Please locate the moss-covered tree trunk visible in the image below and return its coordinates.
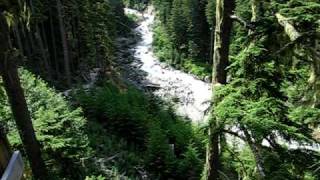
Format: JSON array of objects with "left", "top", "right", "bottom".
[
  {"left": 204, "top": 0, "right": 235, "bottom": 180},
  {"left": 0, "top": 11, "right": 48, "bottom": 180},
  {"left": 212, "top": 0, "right": 235, "bottom": 85},
  {"left": 204, "top": 124, "right": 221, "bottom": 180},
  {"left": 309, "top": 39, "right": 320, "bottom": 108}
]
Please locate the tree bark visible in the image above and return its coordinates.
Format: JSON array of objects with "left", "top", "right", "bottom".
[
  {"left": 309, "top": 39, "right": 320, "bottom": 108},
  {"left": 28, "top": 0, "right": 52, "bottom": 79},
  {"left": 48, "top": 6, "right": 60, "bottom": 80},
  {"left": 57, "top": 0, "right": 72, "bottom": 87},
  {"left": 19, "top": 23, "right": 32, "bottom": 60},
  {"left": 241, "top": 127, "right": 266, "bottom": 178},
  {"left": 251, "top": 0, "right": 259, "bottom": 22},
  {"left": 204, "top": 126, "right": 221, "bottom": 180},
  {"left": 35, "top": 25, "right": 52, "bottom": 79},
  {"left": 212, "top": 0, "right": 235, "bottom": 85},
  {"left": 25, "top": 0, "right": 36, "bottom": 53},
  {"left": 209, "top": 25, "right": 214, "bottom": 64},
  {"left": 276, "top": 13, "right": 301, "bottom": 41},
  {"left": 40, "top": 22, "right": 54, "bottom": 81},
  {"left": 13, "top": 25, "right": 24, "bottom": 57},
  {"left": 249, "top": 0, "right": 259, "bottom": 35},
  {"left": 0, "top": 12, "right": 48, "bottom": 180},
  {"left": 205, "top": 0, "right": 235, "bottom": 180},
  {"left": 0, "top": 126, "right": 11, "bottom": 175}
]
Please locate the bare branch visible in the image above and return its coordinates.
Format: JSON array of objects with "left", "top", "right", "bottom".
[
  {"left": 230, "top": 14, "right": 254, "bottom": 30},
  {"left": 223, "top": 129, "right": 246, "bottom": 141}
]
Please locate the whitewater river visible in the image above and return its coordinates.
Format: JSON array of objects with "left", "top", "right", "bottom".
[
  {"left": 123, "top": 7, "right": 212, "bottom": 123},
  {"left": 121, "top": 8, "right": 320, "bottom": 151}
]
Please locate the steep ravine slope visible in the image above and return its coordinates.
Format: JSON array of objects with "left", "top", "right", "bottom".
[
  {"left": 117, "top": 7, "right": 320, "bottom": 151},
  {"left": 117, "top": 7, "right": 212, "bottom": 123}
]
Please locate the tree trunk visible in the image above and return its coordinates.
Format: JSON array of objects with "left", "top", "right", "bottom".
[
  {"left": 28, "top": 30, "right": 36, "bottom": 52},
  {"left": 26, "top": 0, "right": 36, "bottom": 53},
  {"left": 249, "top": 0, "right": 259, "bottom": 35},
  {"left": 48, "top": 6, "right": 60, "bottom": 80},
  {"left": 205, "top": 0, "right": 235, "bottom": 180},
  {"left": 241, "top": 127, "right": 266, "bottom": 179},
  {"left": 0, "top": 126, "right": 11, "bottom": 175},
  {"left": 204, "top": 127, "right": 220, "bottom": 180},
  {"left": 212, "top": 0, "right": 235, "bottom": 85},
  {"left": 309, "top": 39, "right": 320, "bottom": 108},
  {"left": 0, "top": 12, "right": 48, "bottom": 180},
  {"left": 20, "top": 23, "right": 32, "bottom": 60},
  {"left": 35, "top": 25, "right": 52, "bottom": 79},
  {"left": 40, "top": 23, "right": 54, "bottom": 80},
  {"left": 251, "top": 0, "right": 261, "bottom": 23},
  {"left": 209, "top": 24, "right": 214, "bottom": 64},
  {"left": 57, "top": 0, "right": 72, "bottom": 87},
  {"left": 13, "top": 25, "right": 24, "bottom": 58},
  {"left": 28, "top": 0, "right": 52, "bottom": 79},
  {"left": 276, "top": 13, "right": 301, "bottom": 41}
]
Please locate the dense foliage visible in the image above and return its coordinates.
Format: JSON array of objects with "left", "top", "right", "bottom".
[
  {"left": 10, "top": 0, "right": 129, "bottom": 88},
  {"left": 208, "top": 0, "right": 320, "bottom": 179},
  {"left": 123, "top": 0, "right": 149, "bottom": 10},
  {"left": 1, "top": 0, "right": 319, "bottom": 179},
  {"left": 152, "top": 0, "right": 213, "bottom": 80},
  {"left": 128, "top": 0, "right": 320, "bottom": 179},
  {"left": 1, "top": 69, "right": 88, "bottom": 179},
  {"left": 76, "top": 83, "right": 206, "bottom": 179},
  {"left": 0, "top": 70, "right": 206, "bottom": 179}
]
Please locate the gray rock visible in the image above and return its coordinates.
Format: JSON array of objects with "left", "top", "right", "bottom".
[{"left": 204, "top": 76, "right": 211, "bottom": 83}]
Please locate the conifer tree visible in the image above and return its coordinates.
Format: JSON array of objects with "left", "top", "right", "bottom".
[
  {"left": 204, "top": 0, "right": 235, "bottom": 179},
  {"left": 0, "top": 4, "right": 48, "bottom": 179}
]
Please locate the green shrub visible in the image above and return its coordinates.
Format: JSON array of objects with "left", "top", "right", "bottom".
[
  {"left": 126, "top": 13, "right": 140, "bottom": 23},
  {"left": 76, "top": 83, "right": 206, "bottom": 179},
  {"left": 153, "top": 24, "right": 173, "bottom": 62},
  {"left": 145, "top": 120, "right": 176, "bottom": 178},
  {"left": 76, "top": 84, "right": 150, "bottom": 144},
  {"left": 153, "top": 23, "right": 211, "bottom": 79},
  {"left": 0, "top": 69, "right": 88, "bottom": 178},
  {"left": 0, "top": 70, "right": 149, "bottom": 179},
  {"left": 123, "top": 0, "right": 148, "bottom": 10},
  {"left": 1, "top": 71, "right": 206, "bottom": 179},
  {"left": 182, "top": 59, "right": 212, "bottom": 79},
  {"left": 177, "top": 144, "right": 203, "bottom": 180}
]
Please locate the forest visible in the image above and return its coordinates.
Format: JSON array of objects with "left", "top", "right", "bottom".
[{"left": 0, "top": 0, "right": 319, "bottom": 179}]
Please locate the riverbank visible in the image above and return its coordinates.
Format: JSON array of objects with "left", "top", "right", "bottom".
[
  {"left": 118, "top": 6, "right": 320, "bottom": 152},
  {"left": 116, "top": 7, "right": 212, "bottom": 123}
]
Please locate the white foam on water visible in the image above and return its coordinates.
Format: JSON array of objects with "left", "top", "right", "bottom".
[{"left": 125, "top": 7, "right": 212, "bottom": 123}]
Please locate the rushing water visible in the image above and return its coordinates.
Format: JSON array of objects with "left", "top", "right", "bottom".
[
  {"left": 124, "top": 7, "right": 212, "bottom": 123},
  {"left": 123, "top": 8, "right": 320, "bottom": 151}
]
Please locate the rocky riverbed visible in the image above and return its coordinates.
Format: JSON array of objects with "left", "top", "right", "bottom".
[
  {"left": 116, "top": 7, "right": 320, "bottom": 151},
  {"left": 116, "top": 7, "right": 212, "bottom": 123}
]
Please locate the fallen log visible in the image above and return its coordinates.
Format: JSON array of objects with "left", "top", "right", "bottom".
[{"left": 144, "top": 83, "right": 161, "bottom": 90}]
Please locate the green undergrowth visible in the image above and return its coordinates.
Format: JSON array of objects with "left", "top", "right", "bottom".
[
  {"left": 0, "top": 68, "right": 206, "bottom": 179},
  {"left": 123, "top": 0, "right": 148, "bottom": 11},
  {"left": 153, "top": 24, "right": 211, "bottom": 80},
  {"left": 0, "top": 69, "right": 144, "bottom": 179},
  {"left": 75, "top": 82, "right": 207, "bottom": 179},
  {"left": 126, "top": 13, "right": 140, "bottom": 24}
]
